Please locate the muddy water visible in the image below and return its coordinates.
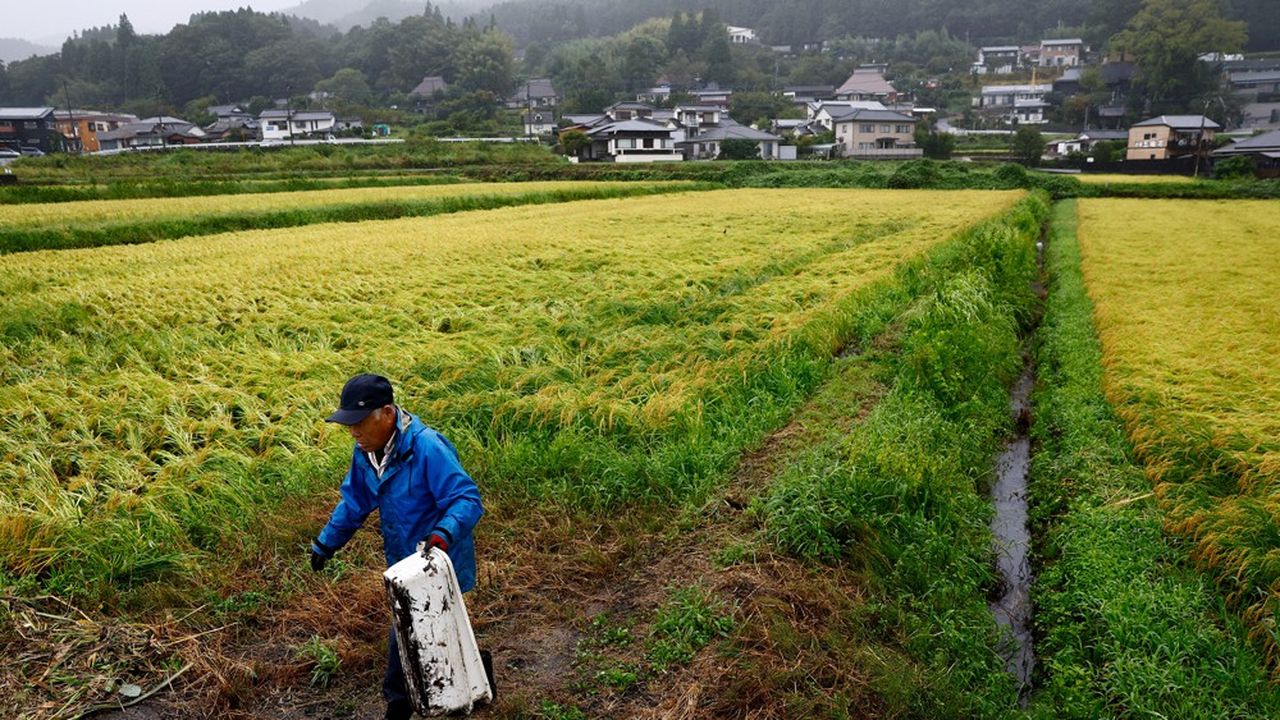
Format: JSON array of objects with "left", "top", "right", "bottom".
[{"left": 990, "top": 365, "right": 1035, "bottom": 703}]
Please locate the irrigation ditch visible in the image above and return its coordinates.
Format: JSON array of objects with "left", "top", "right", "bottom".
[{"left": 987, "top": 215, "right": 1046, "bottom": 705}]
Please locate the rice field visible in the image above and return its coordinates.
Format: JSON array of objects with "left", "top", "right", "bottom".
[
  {"left": 1076, "top": 198, "right": 1280, "bottom": 657},
  {"left": 0, "top": 187, "right": 1025, "bottom": 590},
  {"left": 0, "top": 180, "right": 682, "bottom": 229}
]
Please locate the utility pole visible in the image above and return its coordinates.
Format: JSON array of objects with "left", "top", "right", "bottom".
[
  {"left": 286, "top": 84, "right": 296, "bottom": 147},
  {"left": 62, "top": 80, "right": 79, "bottom": 154}
]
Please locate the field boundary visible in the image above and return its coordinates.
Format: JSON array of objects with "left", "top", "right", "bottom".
[
  {"left": 0, "top": 182, "right": 716, "bottom": 254},
  {"left": 1027, "top": 200, "right": 1279, "bottom": 717}
]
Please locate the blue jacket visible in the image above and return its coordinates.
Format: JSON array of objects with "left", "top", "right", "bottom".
[{"left": 312, "top": 409, "right": 484, "bottom": 592}]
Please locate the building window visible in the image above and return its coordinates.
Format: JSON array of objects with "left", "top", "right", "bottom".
[
  {"left": 860, "top": 123, "right": 874, "bottom": 133},
  {"left": 896, "top": 124, "right": 911, "bottom": 133},
  {"left": 880, "top": 124, "right": 891, "bottom": 133},
  {"left": 616, "top": 138, "right": 635, "bottom": 149}
]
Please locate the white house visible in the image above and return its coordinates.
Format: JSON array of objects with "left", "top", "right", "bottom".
[
  {"left": 978, "top": 84, "right": 1052, "bottom": 124},
  {"left": 259, "top": 110, "right": 337, "bottom": 141},
  {"left": 1039, "top": 38, "right": 1086, "bottom": 68},
  {"left": 726, "top": 26, "right": 756, "bottom": 44},
  {"left": 831, "top": 108, "right": 921, "bottom": 159},
  {"left": 974, "top": 46, "right": 1021, "bottom": 75},
  {"left": 582, "top": 120, "right": 681, "bottom": 162},
  {"left": 807, "top": 100, "right": 888, "bottom": 130}
]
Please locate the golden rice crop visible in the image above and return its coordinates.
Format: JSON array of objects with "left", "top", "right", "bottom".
[
  {"left": 1077, "top": 198, "right": 1280, "bottom": 657},
  {"left": 0, "top": 180, "right": 677, "bottom": 229},
  {"left": 0, "top": 188, "right": 1023, "bottom": 584}
]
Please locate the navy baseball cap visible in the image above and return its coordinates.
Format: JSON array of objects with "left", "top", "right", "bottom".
[{"left": 326, "top": 374, "right": 394, "bottom": 425}]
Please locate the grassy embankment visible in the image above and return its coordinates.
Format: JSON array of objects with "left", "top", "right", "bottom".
[
  {"left": 752, "top": 192, "right": 1046, "bottom": 717},
  {"left": 6, "top": 140, "right": 558, "bottom": 183},
  {"left": 0, "top": 180, "right": 710, "bottom": 254},
  {"left": 1028, "top": 199, "right": 1280, "bottom": 716},
  {"left": 8, "top": 148, "right": 1279, "bottom": 206},
  {"left": 1070, "top": 199, "right": 1280, "bottom": 661}
]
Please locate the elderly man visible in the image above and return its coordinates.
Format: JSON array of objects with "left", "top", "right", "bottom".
[{"left": 309, "top": 373, "right": 485, "bottom": 720}]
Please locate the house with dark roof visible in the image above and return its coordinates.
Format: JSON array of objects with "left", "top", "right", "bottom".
[
  {"left": 507, "top": 78, "right": 560, "bottom": 109},
  {"left": 97, "top": 116, "right": 206, "bottom": 152},
  {"left": 831, "top": 108, "right": 921, "bottom": 159},
  {"left": 673, "top": 121, "right": 781, "bottom": 160},
  {"left": 0, "top": 107, "right": 58, "bottom": 153},
  {"left": 53, "top": 110, "right": 138, "bottom": 152},
  {"left": 1126, "top": 115, "right": 1220, "bottom": 161},
  {"left": 580, "top": 119, "right": 681, "bottom": 163},
  {"left": 1212, "top": 129, "right": 1280, "bottom": 176}
]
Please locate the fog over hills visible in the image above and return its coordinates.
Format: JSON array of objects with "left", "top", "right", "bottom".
[
  {"left": 1, "top": 38, "right": 59, "bottom": 64},
  {"left": 279, "top": 0, "right": 492, "bottom": 30}
]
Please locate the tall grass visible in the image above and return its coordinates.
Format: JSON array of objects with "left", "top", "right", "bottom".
[
  {"left": 0, "top": 188, "right": 1027, "bottom": 598},
  {"left": 1028, "top": 200, "right": 1280, "bottom": 717},
  {"left": 757, "top": 193, "right": 1046, "bottom": 716},
  {"left": 1074, "top": 198, "right": 1280, "bottom": 664}
]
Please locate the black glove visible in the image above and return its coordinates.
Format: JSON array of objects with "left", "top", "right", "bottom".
[{"left": 310, "top": 538, "right": 335, "bottom": 572}]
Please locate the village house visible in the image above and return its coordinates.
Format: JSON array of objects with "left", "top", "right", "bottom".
[
  {"left": 807, "top": 100, "right": 888, "bottom": 131},
  {"left": 1212, "top": 128, "right": 1280, "bottom": 177},
  {"left": 0, "top": 107, "right": 59, "bottom": 154},
  {"left": 726, "top": 26, "right": 756, "bottom": 44},
  {"left": 1039, "top": 38, "right": 1086, "bottom": 68},
  {"left": 973, "top": 46, "right": 1021, "bottom": 75},
  {"left": 831, "top": 107, "right": 920, "bottom": 159},
  {"left": 1047, "top": 129, "right": 1129, "bottom": 157},
  {"left": 978, "top": 83, "right": 1052, "bottom": 124},
  {"left": 522, "top": 109, "right": 556, "bottom": 137},
  {"left": 97, "top": 116, "right": 206, "bottom": 151},
  {"left": 783, "top": 85, "right": 836, "bottom": 105},
  {"left": 835, "top": 67, "right": 898, "bottom": 103},
  {"left": 259, "top": 109, "right": 337, "bottom": 141},
  {"left": 507, "top": 78, "right": 561, "bottom": 109},
  {"left": 409, "top": 75, "right": 448, "bottom": 113},
  {"left": 52, "top": 110, "right": 138, "bottom": 152},
  {"left": 1126, "top": 115, "right": 1220, "bottom": 161},
  {"left": 581, "top": 119, "right": 681, "bottom": 163}
]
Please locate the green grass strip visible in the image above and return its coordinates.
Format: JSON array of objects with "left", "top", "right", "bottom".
[
  {"left": 0, "top": 174, "right": 464, "bottom": 205},
  {"left": 757, "top": 194, "right": 1047, "bottom": 717},
  {"left": 0, "top": 182, "right": 719, "bottom": 255},
  {"left": 1027, "top": 200, "right": 1280, "bottom": 718}
]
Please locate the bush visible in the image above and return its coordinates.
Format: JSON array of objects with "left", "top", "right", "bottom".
[
  {"left": 718, "top": 138, "right": 761, "bottom": 160},
  {"left": 1212, "top": 155, "right": 1256, "bottom": 180}
]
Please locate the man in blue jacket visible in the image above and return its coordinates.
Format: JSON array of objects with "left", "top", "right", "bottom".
[{"left": 309, "top": 374, "right": 485, "bottom": 720}]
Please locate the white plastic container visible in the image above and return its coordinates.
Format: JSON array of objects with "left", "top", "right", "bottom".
[{"left": 384, "top": 547, "right": 492, "bottom": 716}]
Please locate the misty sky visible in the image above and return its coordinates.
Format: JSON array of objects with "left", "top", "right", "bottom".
[{"left": 11, "top": 1, "right": 300, "bottom": 45}]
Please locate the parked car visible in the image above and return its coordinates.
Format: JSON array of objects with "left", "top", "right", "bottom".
[
  {"left": 18, "top": 147, "right": 45, "bottom": 157},
  {"left": 0, "top": 147, "right": 21, "bottom": 166}
]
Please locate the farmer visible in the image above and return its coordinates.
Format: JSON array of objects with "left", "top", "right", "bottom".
[{"left": 309, "top": 373, "right": 485, "bottom": 720}]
